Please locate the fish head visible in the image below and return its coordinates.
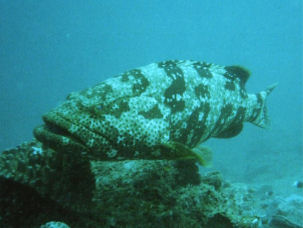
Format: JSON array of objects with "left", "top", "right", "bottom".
[{"left": 33, "top": 83, "right": 125, "bottom": 159}]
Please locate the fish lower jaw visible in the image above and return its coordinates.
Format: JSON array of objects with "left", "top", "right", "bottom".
[{"left": 33, "top": 122, "right": 87, "bottom": 152}]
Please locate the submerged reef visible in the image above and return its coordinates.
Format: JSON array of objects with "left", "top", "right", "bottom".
[{"left": 1, "top": 140, "right": 302, "bottom": 228}]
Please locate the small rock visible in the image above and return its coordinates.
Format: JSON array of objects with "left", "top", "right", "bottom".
[{"left": 40, "top": 221, "right": 70, "bottom": 228}]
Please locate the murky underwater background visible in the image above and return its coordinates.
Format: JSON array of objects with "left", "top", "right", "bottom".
[{"left": 0, "top": 0, "right": 302, "bottom": 198}]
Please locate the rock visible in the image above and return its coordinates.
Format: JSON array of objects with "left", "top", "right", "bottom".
[
  {"left": 40, "top": 221, "right": 70, "bottom": 228},
  {"left": 0, "top": 140, "right": 290, "bottom": 227},
  {"left": 269, "top": 194, "right": 303, "bottom": 228}
]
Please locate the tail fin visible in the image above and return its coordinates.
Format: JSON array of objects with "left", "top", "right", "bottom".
[
  {"left": 265, "top": 83, "right": 278, "bottom": 95},
  {"left": 251, "top": 83, "right": 278, "bottom": 128}
]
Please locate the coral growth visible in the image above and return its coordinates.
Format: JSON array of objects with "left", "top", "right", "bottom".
[{"left": 1, "top": 140, "right": 301, "bottom": 227}]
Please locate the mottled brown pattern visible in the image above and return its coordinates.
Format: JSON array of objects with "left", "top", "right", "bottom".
[{"left": 33, "top": 60, "right": 276, "bottom": 161}]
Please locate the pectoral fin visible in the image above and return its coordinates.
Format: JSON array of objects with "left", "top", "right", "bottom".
[
  {"left": 192, "top": 145, "right": 212, "bottom": 167},
  {"left": 158, "top": 141, "right": 212, "bottom": 166}
]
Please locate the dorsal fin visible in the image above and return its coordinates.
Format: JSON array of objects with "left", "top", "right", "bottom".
[{"left": 224, "top": 65, "right": 250, "bottom": 87}]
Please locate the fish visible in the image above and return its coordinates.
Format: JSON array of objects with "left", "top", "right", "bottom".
[{"left": 33, "top": 60, "right": 276, "bottom": 165}]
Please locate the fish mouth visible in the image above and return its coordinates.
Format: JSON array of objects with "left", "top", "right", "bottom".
[
  {"left": 34, "top": 113, "right": 88, "bottom": 152},
  {"left": 46, "top": 119, "right": 86, "bottom": 145}
]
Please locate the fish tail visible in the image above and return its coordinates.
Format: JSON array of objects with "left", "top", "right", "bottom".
[
  {"left": 250, "top": 83, "right": 278, "bottom": 128},
  {"left": 265, "top": 82, "right": 278, "bottom": 96}
]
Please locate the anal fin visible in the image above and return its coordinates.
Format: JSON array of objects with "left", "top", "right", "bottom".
[{"left": 215, "top": 124, "right": 243, "bottom": 138}]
